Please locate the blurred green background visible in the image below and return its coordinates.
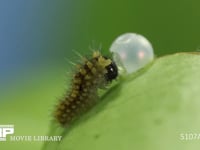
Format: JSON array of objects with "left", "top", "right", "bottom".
[{"left": 0, "top": 0, "right": 200, "bottom": 149}]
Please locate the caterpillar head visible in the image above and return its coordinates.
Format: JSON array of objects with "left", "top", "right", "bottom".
[
  {"left": 104, "top": 58, "right": 118, "bottom": 82},
  {"left": 93, "top": 51, "right": 118, "bottom": 82}
]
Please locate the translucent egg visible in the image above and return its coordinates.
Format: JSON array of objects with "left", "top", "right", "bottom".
[{"left": 110, "top": 33, "right": 154, "bottom": 74}]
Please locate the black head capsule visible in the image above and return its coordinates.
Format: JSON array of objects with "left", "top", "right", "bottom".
[{"left": 104, "top": 58, "right": 118, "bottom": 82}]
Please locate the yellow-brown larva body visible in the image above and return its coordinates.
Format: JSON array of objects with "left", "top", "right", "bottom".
[{"left": 55, "top": 51, "right": 118, "bottom": 126}]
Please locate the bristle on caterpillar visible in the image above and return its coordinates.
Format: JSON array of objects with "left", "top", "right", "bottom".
[{"left": 54, "top": 51, "right": 118, "bottom": 126}]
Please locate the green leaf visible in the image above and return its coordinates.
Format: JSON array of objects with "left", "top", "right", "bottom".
[{"left": 45, "top": 52, "right": 200, "bottom": 150}]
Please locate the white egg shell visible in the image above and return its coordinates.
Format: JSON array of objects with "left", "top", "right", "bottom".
[{"left": 110, "top": 33, "right": 154, "bottom": 74}]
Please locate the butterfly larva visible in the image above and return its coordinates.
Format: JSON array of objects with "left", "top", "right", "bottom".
[{"left": 54, "top": 51, "right": 118, "bottom": 126}]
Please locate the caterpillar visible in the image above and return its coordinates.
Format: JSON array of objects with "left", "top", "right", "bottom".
[{"left": 54, "top": 51, "right": 118, "bottom": 126}]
